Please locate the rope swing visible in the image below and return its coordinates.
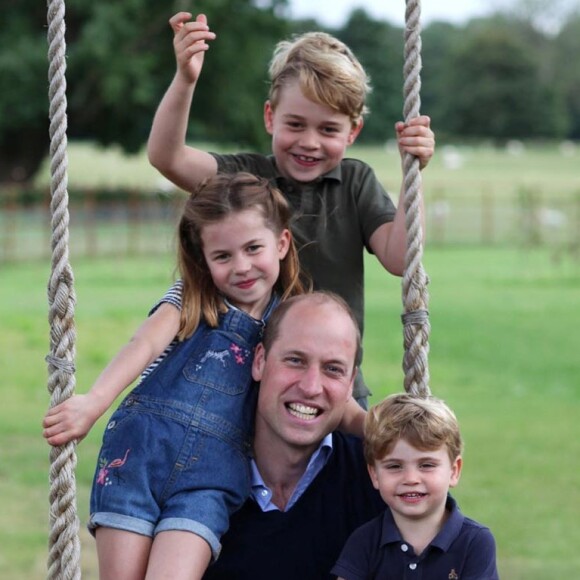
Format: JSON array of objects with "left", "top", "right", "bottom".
[
  {"left": 46, "top": 0, "right": 81, "bottom": 577},
  {"left": 401, "top": 0, "right": 431, "bottom": 398}
]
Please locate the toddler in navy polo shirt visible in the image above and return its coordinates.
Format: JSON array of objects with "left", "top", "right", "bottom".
[{"left": 332, "top": 393, "right": 499, "bottom": 580}]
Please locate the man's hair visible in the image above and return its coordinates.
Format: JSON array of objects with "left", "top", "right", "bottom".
[
  {"left": 364, "top": 393, "right": 463, "bottom": 465},
  {"left": 261, "top": 291, "right": 362, "bottom": 368},
  {"left": 268, "top": 31, "right": 371, "bottom": 126},
  {"left": 177, "top": 172, "right": 307, "bottom": 339}
]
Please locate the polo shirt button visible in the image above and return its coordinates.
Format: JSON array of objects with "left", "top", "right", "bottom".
[
  {"left": 409, "top": 563, "right": 417, "bottom": 570},
  {"left": 261, "top": 490, "right": 268, "bottom": 496},
  {"left": 401, "top": 544, "right": 409, "bottom": 552}
]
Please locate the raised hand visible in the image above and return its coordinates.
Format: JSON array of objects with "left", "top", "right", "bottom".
[{"left": 170, "top": 11, "right": 216, "bottom": 85}]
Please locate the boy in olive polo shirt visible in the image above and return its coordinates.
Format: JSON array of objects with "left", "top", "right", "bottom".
[{"left": 148, "top": 12, "right": 435, "bottom": 407}]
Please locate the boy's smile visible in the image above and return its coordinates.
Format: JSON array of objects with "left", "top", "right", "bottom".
[{"left": 264, "top": 80, "right": 362, "bottom": 183}]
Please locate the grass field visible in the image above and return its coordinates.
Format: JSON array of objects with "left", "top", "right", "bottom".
[{"left": 1, "top": 246, "right": 579, "bottom": 578}]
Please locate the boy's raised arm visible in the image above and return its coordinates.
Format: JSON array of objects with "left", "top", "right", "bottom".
[{"left": 147, "top": 12, "right": 218, "bottom": 192}]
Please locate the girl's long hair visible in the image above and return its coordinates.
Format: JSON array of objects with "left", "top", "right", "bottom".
[{"left": 177, "top": 172, "right": 308, "bottom": 339}]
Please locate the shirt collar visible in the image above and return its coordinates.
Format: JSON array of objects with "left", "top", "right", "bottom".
[
  {"left": 250, "top": 433, "right": 334, "bottom": 512},
  {"left": 379, "top": 494, "right": 464, "bottom": 552},
  {"left": 429, "top": 495, "right": 465, "bottom": 551}
]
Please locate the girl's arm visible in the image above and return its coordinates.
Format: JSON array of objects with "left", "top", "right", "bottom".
[
  {"left": 338, "top": 397, "right": 367, "bottom": 438},
  {"left": 42, "top": 302, "right": 181, "bottom": 446},
  {"left": 147, "top": 11, "right": 218, "bottom": 192}
]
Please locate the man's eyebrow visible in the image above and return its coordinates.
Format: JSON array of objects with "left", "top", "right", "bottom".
[{"left": 281, "top": 348, "right": 306, "bottom": 358}]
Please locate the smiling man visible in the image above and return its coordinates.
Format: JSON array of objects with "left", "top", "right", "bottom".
[
  {"left": 203, "top": 292, "right": 384, "bottom": 580},
  {"left": 204, "top": 292, "right": 384, "bottom": 580}
]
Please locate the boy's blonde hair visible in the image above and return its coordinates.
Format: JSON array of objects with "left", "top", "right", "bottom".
[
  {"left": 268, "top": 31, "right": 371, "bottom": 126},
  {"left": 364, "top": 393, "right": 463, "bottom": 465}
]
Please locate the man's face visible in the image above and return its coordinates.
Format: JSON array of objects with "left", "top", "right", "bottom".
[{"left": 252, "top": 298, "right": 357, "bottom": 454}]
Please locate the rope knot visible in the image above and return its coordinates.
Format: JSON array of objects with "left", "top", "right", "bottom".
[
  {"left": 401, "top": 309, "right": 429, "bottom": 327},
  {"left": 45, "top": 354, "right": 76, "bottom": 374}
]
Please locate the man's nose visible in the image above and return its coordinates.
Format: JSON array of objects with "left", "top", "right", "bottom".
[{"left": 298, "top": 365, "right": 323, "bottom": 397}]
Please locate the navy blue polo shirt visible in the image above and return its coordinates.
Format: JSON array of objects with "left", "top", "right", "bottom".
[{"left": 331, "top": 496, "right": 499, "bottom": 580}]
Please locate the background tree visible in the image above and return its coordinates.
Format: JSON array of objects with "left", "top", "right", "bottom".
[
  {"left": 0, "top": 0, "right": 289, "bottom": 185},
  {"left": 421, "top": 21, "right": 464, "bottom": 141},
  {"left": 0, "top": 1, "right": 50, "bottom": 183},
  {"left": 552, "top": 14, "right": 580, "bottom": 138},
  {"left": 439, "top": 17, "right": 566, "bottom": 141}
]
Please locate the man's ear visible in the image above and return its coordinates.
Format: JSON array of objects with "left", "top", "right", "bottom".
[
  {"left": 348, "top": 366, "right": 358, "bottom": 399},
  {"left": 252, "top": 343, "right": 266, "bottom": 381},
  {"left": 264, "top": 101, "right": 274, "bottom": 135}
]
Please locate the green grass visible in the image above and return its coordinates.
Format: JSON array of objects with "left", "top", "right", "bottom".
[{"left": 1, "top": 247, "right": 579, "bottom": 578}]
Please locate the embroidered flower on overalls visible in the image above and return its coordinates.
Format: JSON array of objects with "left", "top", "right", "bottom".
[
  {"left": 230, "top": 343, "right": 250, "bottom": 365},
  {"left": 96, "top": 448, "right": 131, "bottom": 486}
]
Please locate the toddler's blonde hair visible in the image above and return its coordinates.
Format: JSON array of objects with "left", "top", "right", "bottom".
[{"left": 364, "top": 393, "right": 463, "bottom": 465}]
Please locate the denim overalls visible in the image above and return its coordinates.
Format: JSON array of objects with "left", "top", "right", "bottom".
[{"left": 89, "top": 297, "right": 278, "bottom": 559}]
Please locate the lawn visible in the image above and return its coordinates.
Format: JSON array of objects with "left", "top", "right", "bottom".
[{"left": 1, "top": 246, "right": 578, "bottom": 578}]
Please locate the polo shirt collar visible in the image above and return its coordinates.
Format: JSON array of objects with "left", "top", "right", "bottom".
[
  {"left": 380, "top": 494, "right": 464, "bottom": 553},
  {"left": 430, "top": 495, "right": 464, "bottom": 551}
]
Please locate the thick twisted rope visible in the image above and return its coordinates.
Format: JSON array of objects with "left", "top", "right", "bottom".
[
  {"left": 46, "top": 0, "right": 81, "bottom": 578},
  {"left": 401, "top": 0, "right": 431, "bottom": 397}
]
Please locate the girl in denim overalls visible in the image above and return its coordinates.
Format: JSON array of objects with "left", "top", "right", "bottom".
[{"left": 43, "top": 173, "right": 307, "bottom": 579}]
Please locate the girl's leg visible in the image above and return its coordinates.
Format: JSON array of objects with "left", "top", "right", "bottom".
[
  {"left": 145, "top": 530, "right": 212, "bottom": 580},
  {"left": 95, "top": 527, "right": 152, "bottom": 580}
]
